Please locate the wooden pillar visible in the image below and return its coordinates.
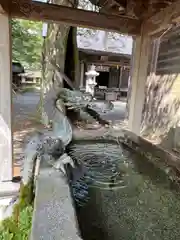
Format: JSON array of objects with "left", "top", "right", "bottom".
[
  {"left": 118, "top": 66, "right": 123, "bottom": 88},
  {"left": 0, "top": 12, "right": 13, "bottom": 182},
  {"left": 149, "top": 38, "right": 160, "bottom": 74},
  {"left": 80, "top": 61, "right": 84, "bottom": 89},
  {"left": 128, "top": 29, "right": 150, "bottom": 135}
]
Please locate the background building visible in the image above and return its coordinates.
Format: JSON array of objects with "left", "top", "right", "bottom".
[{"left": 77, "top": 30, "right": 132, "bottom": 100}]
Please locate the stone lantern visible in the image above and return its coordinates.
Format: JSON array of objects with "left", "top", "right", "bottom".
[{"left": 85, "top": 65, "right": 99, "bottom": 96}]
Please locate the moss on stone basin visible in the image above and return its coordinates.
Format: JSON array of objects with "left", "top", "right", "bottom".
[{"left": 0, "top": 181, "right": 34, "bottom": 240}]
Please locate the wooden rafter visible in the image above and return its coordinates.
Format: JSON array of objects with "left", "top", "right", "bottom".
[
  {"left": 1, "top": 0, "right": 33, "bottom": 13},
  {"left": 144, "top": 0, "right": 180, "bottom": 36},
  {"left": 99, "top": 0, "right": 126, "bottom": 15},
  {"left": 9, "top": 0, "right": 141, "bottom": 35}
]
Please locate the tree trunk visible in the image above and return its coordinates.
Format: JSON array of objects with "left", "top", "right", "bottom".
[
  {"left": 41, "top": 0, "right": 79, "bottom": 124},
  {"left": 64, "top": 27, "right": 79, "bottom": 88}
]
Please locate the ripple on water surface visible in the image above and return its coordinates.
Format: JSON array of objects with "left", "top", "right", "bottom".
[{"left": 68, "top": 141, "right": 180, "bottom": 240}]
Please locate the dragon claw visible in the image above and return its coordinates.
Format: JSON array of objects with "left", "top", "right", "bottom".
[{"left": 53, "top": 153, "right": 75, "bottom": 174}]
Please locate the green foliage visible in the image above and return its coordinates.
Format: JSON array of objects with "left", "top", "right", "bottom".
[
  {"left": 0, "top": 181, "right": 34, "bottom": 240},
  {"left": 18, "top": 182, "right": 34, "bottom": 209},
  {"left": 0, "top": 206, "right": 33, "bottom": 240},
  {"left": 12, "top": 19, "right": 43, "bottom": 70}
]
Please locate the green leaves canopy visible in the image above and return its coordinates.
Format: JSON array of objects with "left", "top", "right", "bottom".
[{"left": 11, "top": 19, "right": 43, "bottom": 70}]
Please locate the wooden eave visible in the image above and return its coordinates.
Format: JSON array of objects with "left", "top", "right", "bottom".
[
  {"left": 144, "top": 0, "right": 180, "bottom": 36},
  {"left": 8, "top": 0, "right": 141, "bottom": 35},
  {"left": 1, "top": 0, "right": 180, "bottom": 37},
  {"left": 79, "top": 48, "right": 131, "bottom": 58}
]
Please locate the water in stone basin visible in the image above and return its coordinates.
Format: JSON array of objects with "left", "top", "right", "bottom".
[{"left": 67, "top": 141, "right": 180, "bottom": 240}]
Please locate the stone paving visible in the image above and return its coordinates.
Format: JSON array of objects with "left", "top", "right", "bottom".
[{"left": 12, "top": 90, "right": 43, "bottom": 177}]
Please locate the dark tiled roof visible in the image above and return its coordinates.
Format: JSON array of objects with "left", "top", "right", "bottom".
[
  {"left": 77, "top": 30, "right": 133, "bottom": 55},
  {"left": 12, "top": 62, "right": 24, "bottom": 73}
]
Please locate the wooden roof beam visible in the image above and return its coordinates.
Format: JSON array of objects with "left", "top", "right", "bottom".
[
  {"left": 144, "top": 0, "right": 180, "bottom": 37},
  {"left": 1, "top": 0, "right": 32, "bottom": 13},
  {"left": 9, "top": 0, "right": 141, "bottom": 35},
  {"left": 0, "top": 0, "right": 10, "bottom": 13}
]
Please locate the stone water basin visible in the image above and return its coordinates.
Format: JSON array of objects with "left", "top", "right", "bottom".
[{"left": 67, "top": 139, "right": 180, "bottom": 240}]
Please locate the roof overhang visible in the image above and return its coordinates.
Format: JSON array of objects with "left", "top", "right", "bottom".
[
  {"left": 1, "top": 0, "right": 180, "bottom": 38},
  {"left": 78, "top": 48, "right": 131, "bottom": 58}
]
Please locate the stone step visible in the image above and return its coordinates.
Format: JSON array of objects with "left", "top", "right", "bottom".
[
  {"left": 0, "top": 195, "right": 18, "bottom": 221},
  {"left": 0, "top": 182, "right": 20, "bottom": 198},
  {"left": 0, "top": 182, "right": 20, "bottom": 221}
]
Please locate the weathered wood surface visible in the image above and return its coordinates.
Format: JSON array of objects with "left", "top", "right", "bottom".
[
  {"left": 155, "top": 26, "right": 180, "bottom": 74},
  {"left": 0, "top": 12, "right": 13, "bottom": 181},
  {"left": 9, "top": 0, "right": 141, "bottom": 35},
  {"left": 141, "top": 27, "right": 180, "bottom": 144},
  {"left": 145, "top": 0, "right": 180, "bottom": 36},
  {"left": 2, "top": 0, "right": 178, "bottom": 37},
  {"left": 128, "top": 29, "right": 151, "bottom": 135}
]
